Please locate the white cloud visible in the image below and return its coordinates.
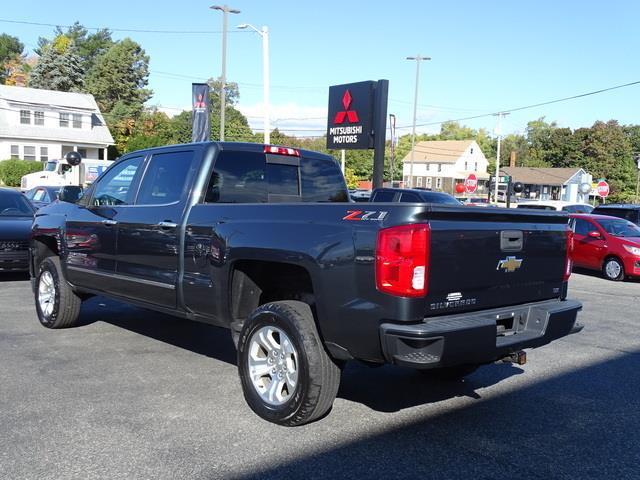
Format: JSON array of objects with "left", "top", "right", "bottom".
[{"left": 237, "top": 102, "right": 327, "bottom": 137}]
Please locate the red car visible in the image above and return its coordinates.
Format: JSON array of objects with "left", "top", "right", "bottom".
[{"left": 570, "top": 214, "right": 640, "bottom": 281}]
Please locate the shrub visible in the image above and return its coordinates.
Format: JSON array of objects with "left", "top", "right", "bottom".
[{"left": 0, "top": 159, "right": 44, "bottom": 187}]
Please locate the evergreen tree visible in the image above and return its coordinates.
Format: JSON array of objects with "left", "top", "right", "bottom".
[{"left": 28, "top": 44, "right": 84, "bottom": 92}]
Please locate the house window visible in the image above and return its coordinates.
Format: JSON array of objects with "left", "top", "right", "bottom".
[
  {"left": 435, "top": 178, "right": 442, "bottom": 189},
  {"left": 59, "top": 113, "right": 69, "bottom": 127},
  {"left": 10, "top": 145, "right": 19, "bottom": 159},
  {"left": 464, "top": 161, "right": 468, "bottom": 171},
  {"left": 20, "top": 110, "right": 31, "bottom": 124},
  {"left": 470, "top": 148, "right": 474, "bottom": 154},
  {"left": 72, "top": 113, "right": 82, "bottom": 128},
  {"left": 416, "top": 176, "right": 423, "bottom": 187},
  {"left": 78, "top": 148, "right": 87, "bottom": 158},
  {"left": 24, "top": 146, "right": 36, "bottom": 161},
  {"left": 34, "top": 111, "right": 45, "bottom": 126},
  {"left": 437, "top": 164, "right": 442, "bottom": 172},
  {"left": 40, "top": 147, "right": 49, "bottom": 162},
  {"left": 474, "top": 162, "right": 478, "bottom": 171},
  {"left": 426, "top": 177, "right": 433, "bottom": 188}
]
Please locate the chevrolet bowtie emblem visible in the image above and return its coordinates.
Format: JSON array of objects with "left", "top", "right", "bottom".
[{"left": 497, "top": 256, "right": 523, "bottom": 273}]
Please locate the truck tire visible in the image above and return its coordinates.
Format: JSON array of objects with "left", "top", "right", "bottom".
[
  {"left": 421, "top": 364, "right": 479, "bottom": 381},
  {"left": 237, "top": 300, "right": 341, "bottom": 426},
  {"left": 35, "top": 257, "right": 82, "bottom": 329},
  {"left": 602, "top": 257, "right": 625, "bottom": 281}
]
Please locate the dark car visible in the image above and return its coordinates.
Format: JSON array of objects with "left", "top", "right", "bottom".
[
  {"left": 370, "top": 187, "right": 462, "bottom": 205},
  {"left": 24, "top": 186, "right": 62, "bottom": 209},
  {"left": 0, "top": 187, "right": 35, "bottom": 272},
  {"left": 592, "top": 204, "right": 640, "bottom": 226}
]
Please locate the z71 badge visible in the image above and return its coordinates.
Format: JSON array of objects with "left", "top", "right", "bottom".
[{"left": 343, "top": 210, "right": 388, "bottom": 221}]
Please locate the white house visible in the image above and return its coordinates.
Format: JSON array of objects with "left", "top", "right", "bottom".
[
  {"left": 501, "top": 167, "right": 593, "bottom": 203},
  {"left": 401, "top": 140, "right": 490, "bottom": 194},
  {"left": 0, "top": 85, "right": 114, "bottom": 163}
]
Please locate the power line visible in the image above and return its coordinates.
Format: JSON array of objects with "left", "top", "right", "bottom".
[{"left": 0, "top": 18, "right": 249, "bottom": 35}]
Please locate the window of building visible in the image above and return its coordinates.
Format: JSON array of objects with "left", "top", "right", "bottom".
[
  {"left": 34, "top": 111, "right": 44, "bottom": 126},
  {"left": 78, "top": 148, "right": 87, "bottom": 158},
  {"left": 437, "top": 164, "right": 442, "bottom": 172},
  {"left": 72, "top": 113, "right": 82, "bottom": 128},
  {"left": 20, "top": 110, "right": 31, "bottom": 124},
  {"left": 59, "top": 113, "right": 69, "bottom": 127},
  {"left": 24, "top": 146, "right": 36, "bottom": 161},
  {"left": 435, "top": 177, "right": 442, "bottom": 189},
  {"left": 474, "top": 162, "right": 478, "bottom": 171},
  {"left": 426, "top": 177, "right": 433, "bottom": 189},
  {"left": 416, "top": 176, "right": 423, "bottom": 187},
  {"left": 470, "top": 148, "right": 474, "bottom": 154},
  {"left": 40, "top": 147, "right": 48, "bottom": 162},
  {"left": 10, "top": 145, "right": 19, "bottom": 159},
  {"left": 464, "top": 161, "right": 468, "bottom": 171},
  {"left": 137, "top": 150, "right": 195, "bottom": 205}
]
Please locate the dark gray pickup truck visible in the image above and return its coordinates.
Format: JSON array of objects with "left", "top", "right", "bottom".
[{"left": 30, "top": 142, "right": 582, "bottom": 425}]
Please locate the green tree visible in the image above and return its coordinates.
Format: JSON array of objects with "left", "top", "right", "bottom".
[
  {"left": 85, "top": 38, "right": 152, "bottom": 116},
  {"left": 29, "top": 42, "right": 84, "bottom": 92},
  {"left": 0, "top": 33, "right": 24, "bottom": 83}
]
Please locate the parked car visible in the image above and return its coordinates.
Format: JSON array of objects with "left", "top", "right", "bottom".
[
  {"left": 592, "top": 204, "right": 640, "bottom": 227},
  {"left": 0, "top": 187, "right": 35, "bottom": 272},
  {"left": 31, "top": 142, "right": 582, "bottom": 426},
  {"left": 349, "top": 189, "right": 371, "bottom": 202},
  {"left": 570, "top": 213, "right": 640, "bottom": 280},
  {"left": 370, "top": 187, "right": 462, "bottom": 205},
  {"left": 517, "top": 200, "right": 593, "bottom": 213},
  {"left": 464, "top": 197, "right": 491, "bottom": 207},
  {"left": 23, "top": 186, "right": 62, "bottom": 209}
]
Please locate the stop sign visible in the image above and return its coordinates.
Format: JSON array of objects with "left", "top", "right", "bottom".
[
  {"left": 464, "top": 173, "right": 478, "bottom": 193},
  {"left": 596, "top": 180, "right": 609, "bottom": 198}
]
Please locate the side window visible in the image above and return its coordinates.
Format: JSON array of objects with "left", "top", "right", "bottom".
[
  {"left": 400, "top": 193, "right": 420, "bottom": 202},
  {"left": 92, "top": 157, "right": 143, "bottom": 206},
  {"left": 136, "top": 150, "right": 195, "bottom": 205},
  {"left": 300, "top": 157, "right": 348, "bottom": 202},
  {"left": 574, "top": 219, "right": 592, "bottom": 236},
  {"left": 373, "top": 190, "right": 396, "bottom": 202},
  {"left": 33, "top": 189, "right": 46, "bottom": 202},
  {"left": 204, "top": 151, "right": 267, "bottom": 203}
]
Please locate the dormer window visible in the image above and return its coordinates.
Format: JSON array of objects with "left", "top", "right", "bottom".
[
  {"left": 470, "top": 147, "right": 474, "bottom": 154},
  {"left": 72, "top": 113, "right": 82, "bottom": 128},
  {"left": 34, "top": 111, "right": 44, "bottom": 126},
  {"left": 20, "top": 110, "right": 31, "bottom": 124},
  {"left": 60, "top": 112, "right": 69, "bottom": 127}
]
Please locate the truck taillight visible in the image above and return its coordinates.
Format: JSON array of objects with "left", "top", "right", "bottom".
[
  {"left": 564, "top": 227, "right": 574, "bottom": 281},
  {"left": 264, "top": 145, "right": 300, "bottom": 157},
  {"left": 375, "top": 224, "right": 430, "bottom": 297}
]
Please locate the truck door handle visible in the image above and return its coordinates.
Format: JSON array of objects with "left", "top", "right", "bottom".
[
  {"left": 102, "top": 219, "right": 117, "bottom": 226},
  {"left": 157, "top": 221, "right": 178, "bottom": 229}
]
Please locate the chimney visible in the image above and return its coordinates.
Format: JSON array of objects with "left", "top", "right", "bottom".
[{"left": 509, "top": 151, "right": 517, "bottom": 168}]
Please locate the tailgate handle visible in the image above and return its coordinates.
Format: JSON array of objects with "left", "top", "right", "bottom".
[{"left": 500, "top": 230, "right": 523, "bottom": 252}]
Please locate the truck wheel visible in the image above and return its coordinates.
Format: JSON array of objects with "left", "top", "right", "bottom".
[
  {"left": 35, "top": 257, "right": 82, "bottom": 329},
  {"left": 603, "top": 257, "right": 625, "bottom": 281},
  {"left": 237, "top": 300, "right": 341, "bottom": 426},
  {"left": 421, "top": 364, "right": 479, "bottom": 381}
]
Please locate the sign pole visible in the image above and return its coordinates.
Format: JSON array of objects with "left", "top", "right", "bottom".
[
  {"left": 341, "top": 149, "right": 345, "bottom": 174},
  {"left": 372, "top": 79, "right": 389, "bottom": 190}
]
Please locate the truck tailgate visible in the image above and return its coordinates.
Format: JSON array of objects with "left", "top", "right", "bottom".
[{"left": 418, "top": 207, "right": 570, "bottom": 316}]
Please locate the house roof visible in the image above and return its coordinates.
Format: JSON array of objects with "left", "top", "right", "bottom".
[
  {"left": 401, "top": 140, "right": 475, "bottom": 164},
  {"left": 0, "top": 85, "right": 114, "bottom": 146},
  {"left": 501, "top": 167, "right": 584, "bottom": 186}
]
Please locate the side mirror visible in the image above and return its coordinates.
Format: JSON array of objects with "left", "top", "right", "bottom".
[
  {"left": 65, "top": 151, "right": 82, "bottom": 167},
  {"left": 588, "top": 230, "right": 601, "bottom": 239},
  {"left": 59, "top": 185, "right": 83, "bottom": 204}
]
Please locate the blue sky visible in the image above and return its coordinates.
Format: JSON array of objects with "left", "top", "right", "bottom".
[{"left": 2, "top": 0, "right": 639, "bottom": 137}]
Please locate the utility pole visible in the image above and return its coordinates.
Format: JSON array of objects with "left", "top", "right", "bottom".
[
  {"left": 635, "top": 153, "right": 640, "bottom": 202},
  {"left": 389, "top": 113, "right": 396, "bottom": 185},
  {"left": 493, "top": 112, "right": 509, "bottom": 203},
  {"left": 211, "top": 4, "right": 240, "bottom": 141},
  {"left": 406, "top": 55, "right": 431, "bottom": 188}
]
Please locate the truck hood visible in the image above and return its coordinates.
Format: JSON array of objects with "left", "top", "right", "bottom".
[{"left": 0, "top": 216, "right": 33, "bottom": 241}]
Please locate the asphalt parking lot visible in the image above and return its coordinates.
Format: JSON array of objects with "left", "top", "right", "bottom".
[{"left": 1, "top": 271, "right": 639, "bottom": 480}]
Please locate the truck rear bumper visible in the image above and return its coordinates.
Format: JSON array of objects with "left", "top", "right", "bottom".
[{"left": 379, "top": 299, "right": 582, "bottom": 369}]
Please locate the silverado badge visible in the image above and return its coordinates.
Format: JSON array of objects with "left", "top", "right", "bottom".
[{"left": 497, "top": 256, "right": 523, "bottom": 273}]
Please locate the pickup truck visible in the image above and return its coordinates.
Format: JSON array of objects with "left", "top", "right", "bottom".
[{"left": 30, "top": 142, "right": 583, "bottom": 426}]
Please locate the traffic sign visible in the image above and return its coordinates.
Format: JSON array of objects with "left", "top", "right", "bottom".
[
  {"left": 596, "top": 180, "right": 610, "bottom": 198},
  {"left": 464, "top": 173, "right": 478, "bottom": 193}
]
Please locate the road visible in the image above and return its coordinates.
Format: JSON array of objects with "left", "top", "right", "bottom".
[{"left": 0, "top": 271, "right": 638, "bottom": 480}]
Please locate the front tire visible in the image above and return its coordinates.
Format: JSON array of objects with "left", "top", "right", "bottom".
[
  {"left": 35, "top": 257, "right": 82, "bottom": 328},
  {"left": 237, "top": 300, "right": 341, "bottom": 426},
  {"left": 603, "top": 257, "right": 625, "bottom": 281}
]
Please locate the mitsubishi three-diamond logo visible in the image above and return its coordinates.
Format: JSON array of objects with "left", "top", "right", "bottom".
[{"left": 333, "top": 90, "right": 360, "bottom": 124}]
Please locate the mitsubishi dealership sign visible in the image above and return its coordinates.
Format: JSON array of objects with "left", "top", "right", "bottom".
[{"left": 326, "top": 81, "right": 375, "bottom": 149}]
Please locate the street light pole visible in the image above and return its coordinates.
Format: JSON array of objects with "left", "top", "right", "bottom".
[
  {"left": 238, "top": 23, "right": 270, "bottom": 144},
  {"left": 493, "top": 112, "right": 509, "bottom": 204},
  {"left": 406, "top": 55, "right": 430, "bottom": 188},
  {"left": 211, "top": 4, "right": 240, "bottom": 141}
]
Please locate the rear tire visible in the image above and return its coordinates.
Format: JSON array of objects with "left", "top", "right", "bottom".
[
  {"left": 35, "top": 257, "right": 82, "bottom": 329},
  {"left": 237, "top": 300, "right": 341, "bottom": 426},
  {"left": 602, "top": 257, "right": 625, "bottom": 281}
]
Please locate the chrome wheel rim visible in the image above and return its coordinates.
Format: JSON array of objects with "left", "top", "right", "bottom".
[
  {"left": 605, "top": 260, "right": 621, "bottom": 279},
  {"left": 247, "top": 325, "right": 299, "bottom": 406},
  {"left": 38, "top": 271, "right": 56, "bottom": 318}
]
